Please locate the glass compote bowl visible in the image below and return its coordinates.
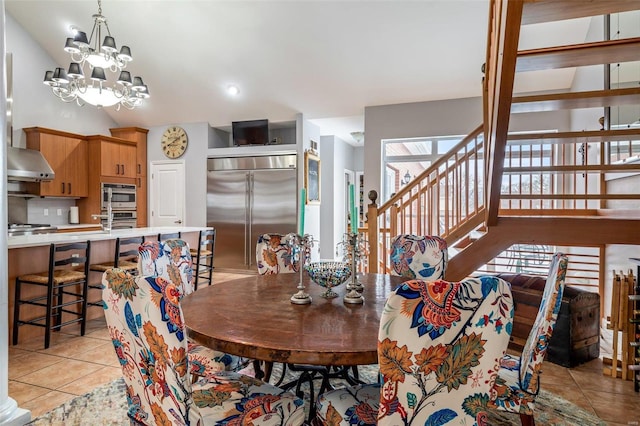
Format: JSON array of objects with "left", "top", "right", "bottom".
[{"left": 306, "top": 261, "right": 352, "bottom": 298}]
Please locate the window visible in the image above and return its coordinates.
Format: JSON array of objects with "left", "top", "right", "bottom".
[{"left": 382, "top": 135, "right": 463, "bottom": 202}]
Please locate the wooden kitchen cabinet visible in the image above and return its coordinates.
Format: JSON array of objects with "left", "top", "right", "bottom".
[
  {"left": 96, "top": 138, "right": 137, "bottom": 179},
  {"left": 79, "top": 136, "right": 138, "bottom": 225},
  {"left": 24, "top": 127, "right": 88, "bottom": 197},
  {"left": 110, "top": 127, "right": 148, "bottom": 177},
  {"left": 85, "top": 136, "right": 137, "bottom": 183},
  {"left": 109, "top": 127, "right": 149, "bottom": 227}
]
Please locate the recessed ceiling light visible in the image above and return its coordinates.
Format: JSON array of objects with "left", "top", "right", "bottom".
[{"left": 227, "top": 85, "right": 240, "bottom": 96}]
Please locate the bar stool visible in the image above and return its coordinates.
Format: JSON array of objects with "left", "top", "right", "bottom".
[
  {"left": 190, "top": 229, "right": 216, "bottom": 290},
  {"left": 13, "top": 241, "right": 91, "bottom": 349},
  {"left": 158, "top": 231, "right": 181, "bottom": 241},
  {"left": 87, "top": 236, "right": 144, "bottom": 307}
]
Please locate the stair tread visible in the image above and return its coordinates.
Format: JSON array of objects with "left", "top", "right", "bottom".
[
  {"left": 507, "top": 128, "right": 640, "bottom": 144},
  {"left": 516, "top": 37, "right": 640, "bottom": 73},
  {"left": 522, "top": 0, "right": 640, "bottom": 25},
  {"left": 500, "top": 192, "right": 640, "bottom": 200},
  {"left": 495, "top": 210, "right": 640, "bottom": 224},
  {"left": 503, "top": 163, "right": 640, "bottom": 173},
  {"left": 512, "top": 87, "right": 640, "bottom": 113}
]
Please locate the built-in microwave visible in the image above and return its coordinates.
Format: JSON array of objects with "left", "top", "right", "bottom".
[{"left": 102, "top": 183, "right": 136, "bottom": 210}]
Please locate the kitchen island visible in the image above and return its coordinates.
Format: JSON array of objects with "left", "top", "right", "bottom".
[{"left": 8, "top": 226, "right": 209, "bottom": 344}]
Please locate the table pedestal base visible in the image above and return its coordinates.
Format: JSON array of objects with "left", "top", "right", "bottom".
[{"left": 273, "top": 363, "right": 366, "bottom": 423}]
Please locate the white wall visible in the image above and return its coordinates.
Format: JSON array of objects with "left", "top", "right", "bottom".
[
  {"left": 319, "top": 135, "right": 357, "bottom": 259},
  {"left": 300, "top": 116, "right": 321, "bottom": 260},
  {"left": 1, "top": 2, "right": 11, "bottom": 421},
  {"left": 352, "top": 146, "right": 364, "bottom": 171},
  {"left": 147, "top": 122, "right": 209, "bottom": 227}
]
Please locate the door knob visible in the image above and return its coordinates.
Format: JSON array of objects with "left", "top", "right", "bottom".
[{"left": 174, "top": 220, "right": 182, "bottom": 224}]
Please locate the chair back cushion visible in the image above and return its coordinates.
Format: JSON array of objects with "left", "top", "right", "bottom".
[
  {"left": 102, "top": 268, "right": 205, "bottom": 424},
  {"left": 103, "top": 269, "right": 305, "bottom": 425},
  {"left": 139, "top": 239, "right": 247, "bottom": 374},
  {"left": 518, "top": 252, "right": 569, "bottom": 393},
  {"left": 138, "top": 239, "right": 195, "bottom": 297},
  {"left": 389, "top": 234, "right": 448, "bottom": 279},
  {"left": 376, "top": 276, "right": 514, "bottom": 426},
  {"left": 256, "top": 233, "right": 298, "bottom": 274}
]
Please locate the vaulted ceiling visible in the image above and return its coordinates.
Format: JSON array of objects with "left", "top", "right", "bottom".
[{"left": 5, "top": 1, "right": 592, "bottom": 144}]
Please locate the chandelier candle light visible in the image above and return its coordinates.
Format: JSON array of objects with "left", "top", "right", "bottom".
[
  {"left": 299, "top": 188, "right": 305, "bottom": 236},
  {"left": 288, "top": 232, "right": 313, "bottom": 305},
  {"left": 290, "top": 189, "right": 312, "bottom": 304},
  {"left": 43, "top": 0, "right": 149, "bottom": 110},
  {"left": 343, "top": 184, "right": 365, "bottom": 304}
]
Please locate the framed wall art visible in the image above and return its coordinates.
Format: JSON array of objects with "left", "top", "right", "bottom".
[{"left": 305, "top": 150, "right": 321, "bottom": 204}]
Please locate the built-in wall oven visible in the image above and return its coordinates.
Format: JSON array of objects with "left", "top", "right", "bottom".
[
  {"left": 108, "top": 211, "right": 137, "bottom": 229},
  {"left": 102, "top": 183, "right": 137, "bottom": 210},
  {"left": 102, "top": 182, "right": 137, "bottom": 229}
]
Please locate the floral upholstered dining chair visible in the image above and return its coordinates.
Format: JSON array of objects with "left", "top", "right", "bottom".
[
  {"left": 488, "top": 252, "right": 569, "bottom": 426},
  {"left": 255, "top": 233, "right": 309, "bottom": 380},
  {"left": 102, "top": 268, "right": 305, "bottom": 425},
  {"left": 256, "top": 233, "right": 299, "bottom": 275},
  {"left": 389, "top": 234, "right": 448, "bottom": 280},
  {"left": 138, "top": 239, "right": 246, "bottom": 376},
  {"left": 315, "top": 276, "right": 514, "bottom": 426}
]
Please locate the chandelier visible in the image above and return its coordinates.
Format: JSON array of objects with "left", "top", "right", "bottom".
[{"left": 43, "top": 0, "right": 149, "bottom": 110}]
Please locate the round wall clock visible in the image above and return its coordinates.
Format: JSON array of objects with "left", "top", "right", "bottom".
[{"left": 161, "top": 126, "right": 188, "bottom": 159}]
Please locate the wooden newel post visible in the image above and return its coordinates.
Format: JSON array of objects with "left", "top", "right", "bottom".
[{"left": 367, "top": 190, "right": 379, "bottom": 273}]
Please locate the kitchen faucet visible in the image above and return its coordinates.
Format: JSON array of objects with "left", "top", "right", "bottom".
[{"left": 92, "top": 187, "right": 113, "bottom": 233}]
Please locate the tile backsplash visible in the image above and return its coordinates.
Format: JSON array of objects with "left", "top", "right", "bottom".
[{"left": 27, "top": 198, "right": 76, "bottom": 225}]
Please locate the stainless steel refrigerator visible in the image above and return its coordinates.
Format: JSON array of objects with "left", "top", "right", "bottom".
[{"left": 207, "top": 154, "right": 298, "bottom": 271}]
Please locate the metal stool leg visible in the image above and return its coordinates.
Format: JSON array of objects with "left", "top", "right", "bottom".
[
  {"left": 80, "top": 274, "right": 90, "bottom": 336},
  {"left": 45, "top": 277, "right": 55, "bottom": 349},
  {"left": 12, "top": 278, "right": 22, "bottom": 345}
]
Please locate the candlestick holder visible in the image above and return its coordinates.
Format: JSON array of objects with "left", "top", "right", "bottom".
[
  {"left": 286, "top": 233, "right": 314, "bottom": 304},
  {"left": 338, "top": 232, "right": 368, "bottom": 304}
]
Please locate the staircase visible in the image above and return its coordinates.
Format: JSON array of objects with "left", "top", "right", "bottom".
[{"left": 367, "top": 0, "right": 640, "bottom": 293}]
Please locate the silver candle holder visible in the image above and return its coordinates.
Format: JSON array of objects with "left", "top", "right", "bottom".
[
  {"left": 338, "top": 232, "right": 368, "bottom": 304},
  {"left": 286, "top": 233, "right": 314, "bottom": 304}
]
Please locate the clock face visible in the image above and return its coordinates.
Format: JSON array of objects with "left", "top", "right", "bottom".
[{"left": 161, "top": 126, "right": 188, "bottom": 159}]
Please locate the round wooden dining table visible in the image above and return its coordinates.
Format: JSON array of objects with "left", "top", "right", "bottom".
[{"left": 182, "top": 272, "right": 406, "bottom": 366}]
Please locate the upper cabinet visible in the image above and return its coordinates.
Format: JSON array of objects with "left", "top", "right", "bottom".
[
  {"left": 24, "top": 127, "right": 88, "bottom": 197},
  {"left": 87, "top": 136, "right": 137, "bottom": 179},
  {"left": 109, "top": 127, "right": 148, "bottom": 227},
  {"left": 109, "top": 127, "right": 148, "bottom": 178}
]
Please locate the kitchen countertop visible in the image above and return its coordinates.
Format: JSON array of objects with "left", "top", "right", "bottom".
[{"left": 8, "top": 226, "right": 209, "bottom": 249}]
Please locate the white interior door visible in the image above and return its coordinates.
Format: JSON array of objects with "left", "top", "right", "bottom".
[{"left": 150, "top": 161, "right": 186, "bottom": 227}]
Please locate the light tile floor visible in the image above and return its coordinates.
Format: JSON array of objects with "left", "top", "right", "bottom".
[{"left": 8, "top": 271, "right": 640, "bottom": 424}]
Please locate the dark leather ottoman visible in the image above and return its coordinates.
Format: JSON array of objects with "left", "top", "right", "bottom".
[{"left": 496, "top": 273, "right": 600, "bottom": 368}]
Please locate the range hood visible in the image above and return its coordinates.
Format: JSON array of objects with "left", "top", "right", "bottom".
[{"left": 7, "top": 146, "right": 55, "bottom": 182}]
